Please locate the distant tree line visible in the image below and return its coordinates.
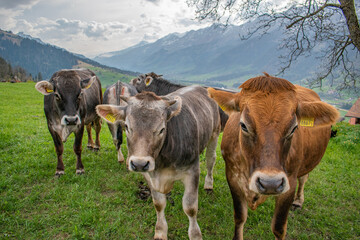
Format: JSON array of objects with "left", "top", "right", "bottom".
[{"left": 0, "top": 56, "right": 42, "bottom": 83}]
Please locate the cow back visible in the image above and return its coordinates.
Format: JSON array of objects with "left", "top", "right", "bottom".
[{"left": 158, "top": 86, "right": 220, "bottom": 169}]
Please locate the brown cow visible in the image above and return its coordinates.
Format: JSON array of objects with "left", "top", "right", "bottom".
[{"left": 208, "top": 73, "right": 339, "bottom": 240}]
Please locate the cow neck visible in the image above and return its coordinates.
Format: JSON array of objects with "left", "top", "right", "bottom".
[{"left": 151, "top": 78, "right": 184, "bottom": 95}]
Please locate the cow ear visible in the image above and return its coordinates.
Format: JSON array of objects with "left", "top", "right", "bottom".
[
  {"left": 121, "top": 86, "right": 131, "bottom": 97},
  {"left": 208, "top": 88, "right": 240, "bottom": 113},
  {"left": 35, "top": 81, "right": 54, "bottom": 95},
  {"left": 145, "top": 76, "right": 153, "bottom": 87},
  {"left": 297, "top": 101, "right": 339, "bottom": 127},
  {"left": 164, "top": 96, "right": 182, "bottom": 121},
  {"left": 96, "top": 104, "right": 126, "bottom": 124},
  {"left": 81, "top": 76, "right": 97, "bottom": 89}
]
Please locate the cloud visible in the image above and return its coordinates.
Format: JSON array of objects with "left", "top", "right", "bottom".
[
  {"left": 144, "top": 0, "right": 161, "bottom": 5},
  {"left": 19, "top": 17, "right": 134, "bottom": 41},
  {"left": 0, "top": 0, "right": 39, "bottom": 9}
]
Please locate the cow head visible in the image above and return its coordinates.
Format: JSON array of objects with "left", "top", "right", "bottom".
[
  {"left": 130, "top": 72, "right": 162, "bottom": 92},
  {"left": 96, "top": 92, "right": 182, "bottom": 172},
  {"left": 208, "top": 73, "right": 339, "bottom": 196},
  {"left": 35, "top": 71, "right": 96, "bottom": 140}
]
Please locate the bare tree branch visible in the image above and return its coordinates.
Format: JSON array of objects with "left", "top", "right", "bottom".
[{"left": 187, "top": 0, "right": 360, "bottom": 91}]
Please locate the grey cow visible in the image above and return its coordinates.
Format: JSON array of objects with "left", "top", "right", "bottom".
[
  {"left": 130, "top": 72, "right": 232, "bottom": 190},
  {"left": 103, "top": 81, "right": 137, "bottom": 162},
  {"left": 35, "top": 68, "right": 102, "bottom": 175},
  {"left": 96, "top": 86, "right": 221, "bottom": 240}
]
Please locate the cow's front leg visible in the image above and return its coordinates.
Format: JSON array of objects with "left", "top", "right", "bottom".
[
  {"left": 74, "top": 127, "right": 85, "bottom": 174},
  {"left": 115, "top": 123, "right": 124, "bottom": 162},
  {"left": 272, "top": 176, "right": 297, "bottom": 240},
  {"left": 144, "top": 173, "right": 168, "bottom": 240},
  {"left": 182, "top": 168, "right": 202, "bottom": 240},
  {"left": 292, "top": 173, "right": 309, "bottom": 210},
  {"left": 227, "top": 179, "right": 248, "bottom": 240},
  {"left": 152, "top": 190, "right": 168, "bottom": 240},
  {"left": 204, "top": 133, "right": 219, "bottom": 191},
  {"left": 49, "top": 127, "right": 65, "bottom": 176}
]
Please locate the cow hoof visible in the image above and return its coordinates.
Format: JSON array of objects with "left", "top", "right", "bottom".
[
  {"left": 118, "top": 151, "right": 124, "bottom": 163},
  {"left": 55, "top": 170, "right": 65, "bottom": 176},
  {"left": 87, "top": 144, "right": 94, "bottom": 150},
  {"left": 76, "top": 169, "right": 85, "bottom": 175},
  {"left": 291, "top": 203, "right": 302, "bottom": 211},
  {"left": 93, "top": 147, "right": 100, "bottom": 152},
  {"left": 204, "top": 188, "right": 213, "bottom": 194}
]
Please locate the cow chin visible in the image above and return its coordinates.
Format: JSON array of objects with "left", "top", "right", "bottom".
[
  {"left": 128, "top": 155, "right": 155, "bottom": 172},
  {"left": 249, "top": 170, "right": 290, "bottom": 195},
  {"left": 60, "top": 125, "right": 79, "bottom": 142}
]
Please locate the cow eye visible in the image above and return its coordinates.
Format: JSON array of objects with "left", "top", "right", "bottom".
[
  {"left": 240, "top": 122, "right": 248, "bottom": 133},
  {"left": 287, "top": 125, "right": 298, "bottom": 138},
  {"left": 55, "top": 93, "right": 61, "bottom": 101},
  {"left": 125, "top": 124, "right": 129, "bottom": 132},
  {"left": 159, "top": 128, "right": 165, "bottom": 135}
]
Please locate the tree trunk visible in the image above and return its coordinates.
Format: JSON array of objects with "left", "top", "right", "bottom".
[{"left": 339, "top": 0, "right": 360, "bottom": 51}]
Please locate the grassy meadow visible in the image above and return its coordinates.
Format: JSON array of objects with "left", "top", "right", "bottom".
[{"left": 0, "top": 82, "right": 359, "bottom": 239}]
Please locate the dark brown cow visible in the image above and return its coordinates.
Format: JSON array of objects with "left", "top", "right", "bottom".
[
  {"left": 208, "top": 73, "right": 339, "bottom": 240},
  {"left": 97, "top": 86, "right": 221, "bottom": 240},
  {"left": 35, "top": 69, "right": 102, "bottom": 175}
]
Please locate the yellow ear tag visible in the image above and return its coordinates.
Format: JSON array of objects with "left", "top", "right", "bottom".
[
  {"left": 219, "top": 104, "right": 227, "bottom": 112},
  {"left": 145, "top": 78, "right": 151, "bottom": 86},
  {"left": 300, "top": 117, "right": 314, "bottom": 127},
  {"left": 105, "top": 114, "right": 116, "bottom": 123},
  {"left": 46, "top": 89, "right": 53, "bottom": 93},
  {"left": 84, "top": 84, "right": 91, "bottom": 89}
]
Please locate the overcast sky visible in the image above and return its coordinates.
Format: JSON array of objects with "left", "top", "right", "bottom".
[{"left": 0, "top": 0, "right": 209, "bottom": 58}]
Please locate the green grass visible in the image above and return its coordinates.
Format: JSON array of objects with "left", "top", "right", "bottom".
[
  {"left": 0, "top": 82, "right": 359, "bottom": 239},
  {"left": 74, "top": 61, "right": 136, "bottom": 87},
  {"left": 87, "top": 66, "right": 135, "bottom": 87}
]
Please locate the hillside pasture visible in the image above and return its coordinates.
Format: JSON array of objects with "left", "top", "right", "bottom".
[{"left": 0, "top": 82, "right": 359, "bottom": 239}]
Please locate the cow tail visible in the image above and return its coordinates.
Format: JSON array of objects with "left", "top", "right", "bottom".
[{"left": 116, "top": 81, "right": 121, "bottom": 106}]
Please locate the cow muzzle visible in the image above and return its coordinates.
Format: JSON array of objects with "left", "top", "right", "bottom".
[
  {"left": 128, "top": 156, "right": 155, "bottom": 172},
  {"left": 249, "top": 170, "right": 290, "bottom": 195},
  {"left": 61, "top": 115, "right": 81, "bottom": 126}
]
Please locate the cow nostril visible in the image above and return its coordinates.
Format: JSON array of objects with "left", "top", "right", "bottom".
[
  {"left": 130, "top": 161, "right": 137, "bottom": 171},
  {"left": 65, "top": 116, "right": 78, "bottom": 125},
  {"left": 256, "top": 177, "right": 266, "bottom": 192},
  {"left": 143, "top": 161, "right": 150, "bottom": 171},
  {"left": 276, "top": 178, "right": 285, "bottom": 193}
]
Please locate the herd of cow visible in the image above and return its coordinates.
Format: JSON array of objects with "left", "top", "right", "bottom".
[{"left": 35, "top": 68, "right": 339, "bottom": 240}]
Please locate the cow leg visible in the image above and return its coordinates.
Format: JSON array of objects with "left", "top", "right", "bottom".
[
  {"left": 86, "top": 124, "right": 95, "bottom": 149},
  {"left": 49, "top": 128, "right": 65, "bottom": 176},
  {"left": 292, "top": 173, "right": 309, "bottom": 210},
  {"left": 182, "top": 168, "right": 202, "bottom": 240},
  {"left": 152, "top": 190, "right": 168, "bottom": 240},
  {"left": 228, "top": 183, "right": 248, "bottom": 240},
  {"left": 272, "top": 177, "right": 297, "bottom": 240},
  {"left": 93, "top": 118, "right": 101, "bottom": 151},
  {"left": 74, "top": 127, "right": 85, "bottom": 174},
  {"left": 143, "top": 173, "right": 168, "bottom": 240},
  {"left": 204, "top": 133, "right": 219, "bottom": 191},
  {"left": 116, "top": 123, "right": 124, "bottom": 163}
]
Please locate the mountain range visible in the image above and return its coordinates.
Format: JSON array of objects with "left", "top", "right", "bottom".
[
  {"left": 94, "top": 23, "right": 324, "bottom": 88},
  {"left": 0, "top": 29, "right": 138, "bottom": 85}
]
